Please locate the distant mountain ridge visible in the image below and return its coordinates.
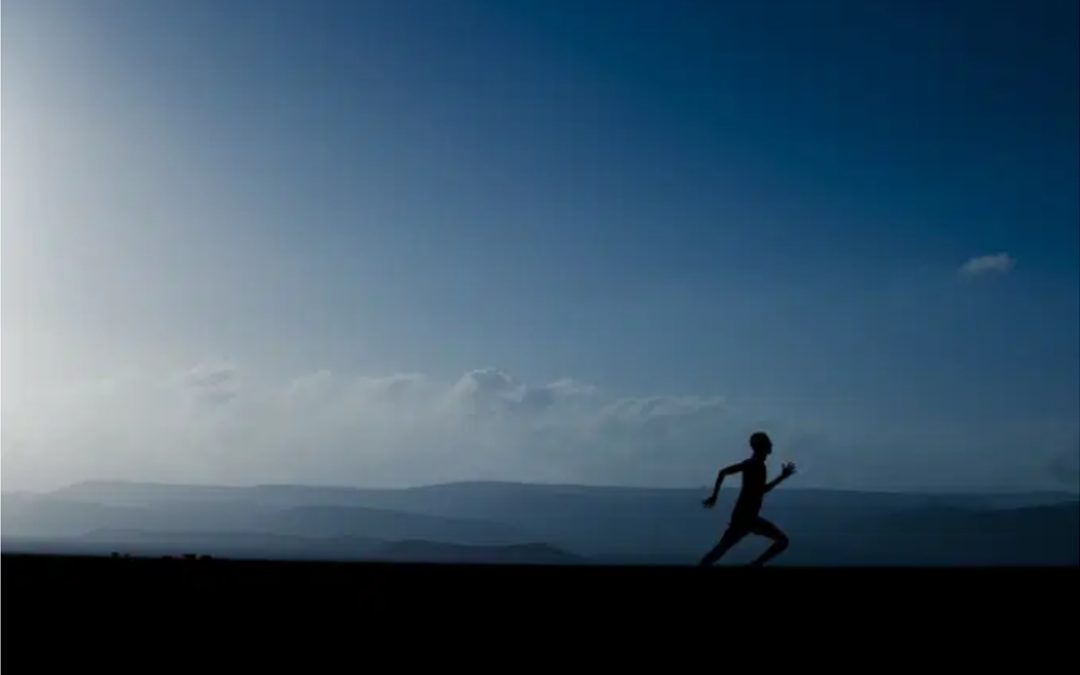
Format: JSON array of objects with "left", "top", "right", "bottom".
[
  {"left": 1, "top": 495, "right": 539, "bottom": 546},
  {"left": 4, "top": 480, "right": 1077, "bottom": 566}
]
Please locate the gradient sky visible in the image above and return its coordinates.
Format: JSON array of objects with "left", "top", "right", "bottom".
[{"left": 3, "top": 0, "right": 1078, "bottom": 492}]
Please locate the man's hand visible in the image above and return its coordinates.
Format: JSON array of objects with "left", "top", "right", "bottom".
[
  {"left": 781, "top": 462, "right": 797, "bottom": 478},
  {"left": 702, "top": 495, "right": 717, "bottom": 509}
]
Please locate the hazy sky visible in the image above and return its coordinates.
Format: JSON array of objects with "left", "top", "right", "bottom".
[{"left": 3, "top": 0, "right": 1078, "bottom": 492}]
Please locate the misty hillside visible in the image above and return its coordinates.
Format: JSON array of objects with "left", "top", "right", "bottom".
[
  {"left": 370, "top": 540, "right": 586, "bottom": 565},
  {"left": 869, "top": 503, "right": 1080, "bottom": 565},
  {"left": 262, "top": 505, "right": 533, "bottom": 545},
  {"left": 1, "top": 529, "right": 583, "bottom": 565},
  {"left": 3, "top": 481, "right": 1077, "bottom": 565},
  {"left": 1, "top": 530, "right": 380, "bottom": 561},
  {"left": 1, "top": 494, "right": 538, "bottom": 547}
]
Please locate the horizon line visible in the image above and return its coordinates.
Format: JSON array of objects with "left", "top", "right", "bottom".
[{"left": 6, "top": 478, "right": 1078, "bottom": 498}]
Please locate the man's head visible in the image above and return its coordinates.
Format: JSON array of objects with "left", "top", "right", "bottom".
[{"left": 749, "top": 431, "right": 773, "bottom": 457}]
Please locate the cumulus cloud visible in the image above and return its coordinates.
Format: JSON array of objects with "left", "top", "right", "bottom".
[
  {"left": 1, "top": 364, "right": 751, "bottom": 491},
  {"left": 958, "top": 253, "right": 1016, "bottom": 278},
  {"left": 5, "top": 363, "right": 1070, "bottom": 494}
]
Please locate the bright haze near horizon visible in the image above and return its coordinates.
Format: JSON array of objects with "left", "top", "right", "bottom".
[{"left": 3, "top": 0, "right": 1078, "bottom": 494}]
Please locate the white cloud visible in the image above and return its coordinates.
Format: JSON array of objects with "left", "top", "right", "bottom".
[
  {"left": 1049, "top": 439, "right": 1080, "bottom": 489},
  {"left": 1, "top": 364, "right": 751, "bottom": 491},
  {"left": 4, "top": 363, "right": 1074, "bottom": 494},
  {"left": 959, "top": 253, "right": 1016, "bottom": 277}
]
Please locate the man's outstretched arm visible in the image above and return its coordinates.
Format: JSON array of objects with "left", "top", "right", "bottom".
[
  {"left": 763, "top": 462, "right": 796, "bottom": 495},
  {"left": 703, "top": 461, "right": 749, "bottom": 506}
]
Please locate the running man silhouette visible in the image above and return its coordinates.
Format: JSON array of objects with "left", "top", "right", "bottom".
[{"left": 698, "top": 431, "right": 795, "bottom": 567}]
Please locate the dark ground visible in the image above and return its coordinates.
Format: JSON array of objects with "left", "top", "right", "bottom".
[
  {"left": 5, "top": 553, "right": 1072, "bottom": 670},
  {"left": 5, "top": 553, "right": 1073, "bottom": 626}
]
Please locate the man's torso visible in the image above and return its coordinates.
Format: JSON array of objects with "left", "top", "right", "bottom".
[{"left": 733, "top": 458, "right": 766, "bottom": 520}]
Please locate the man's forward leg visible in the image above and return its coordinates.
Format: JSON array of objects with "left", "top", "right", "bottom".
[
  {"left": 698, "top": 524, "right": 748, "bottom": 567},
  {"left": 747, "top": 517, "right": 789, "bottom": 567}
]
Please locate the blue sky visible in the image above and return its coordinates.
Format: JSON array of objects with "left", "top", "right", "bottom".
[{"left": 3, "top": 0, "right": 1077, "bottom": 491}]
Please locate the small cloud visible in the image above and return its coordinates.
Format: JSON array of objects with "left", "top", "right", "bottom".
[
  {"left": 1049, "top": 439, "right": 1080, "bottom": 490},
  {"left": 958, "top": 253, "right": 1016, "bottom": 278}
]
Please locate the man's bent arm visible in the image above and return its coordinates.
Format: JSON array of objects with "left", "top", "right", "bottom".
[
  {"left": 763, "top": 474, "right": 790, "bottom": 495},
  {"left": 708, "top": 461, "right": 748, "bottom": 499}
]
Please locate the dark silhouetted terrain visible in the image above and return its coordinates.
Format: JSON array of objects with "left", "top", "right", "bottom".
[{"left": 3, "top": 481, "right": 1077, "bottom": 565}]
